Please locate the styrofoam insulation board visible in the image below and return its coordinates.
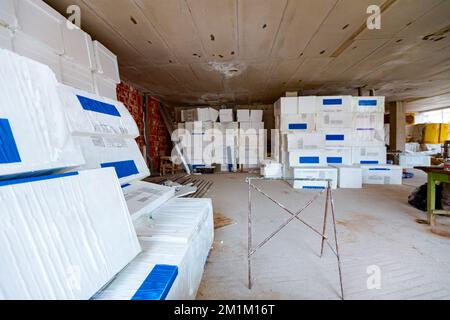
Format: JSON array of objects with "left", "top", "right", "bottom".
[
  {"left": 331, "top": 165, "right": 363, "bottom": 189},
  {"left": 122, "top": 180, "right": 175, "bottom": 221},
  {"left": 93, "top": 40, "right": 120, "bottom": 83},
  {"left": 0, "top": 168, "right": 141, "bottom": 300},
  {"left": 316, "top": 112, "right": 353, "bottom": 129},
  {"left": 60, "top": 56, "right": 95, "bottom": 94},
  {"left": 279, "top": 114, "right": 315, "bottom": 132},
  {"left": 291, "top": 166, "right": 338, "bottom": 189},
  {"left": 12, "top": 30, "right": 62, "bottom": 81},
  {"left": 316, "top": 96, "right": 352, "bottom": 113},
  {"left": 0, "top": 25, "right": 13, "bottom": 50},
  {"left": 0, "top": 0, "right": 17, "bottom": 28},
  {"left": 57, "top": 83, "right": 139, "bottom": 138},
  {"left": 0, "top": 49, "right": 84, "bottom": 179},
  {"left": 15, "top": 0, "right": 65, "bottom": 54},
  {"left": 71, "top": 135, "right": 150, "bottom": 185},
  {"left": 93, "top": 72, "right": 118, "bottom": 100},
  {"left": 353, "top": 97, "right": 385, "bottom": 113},
  {"left": 352, "top": 146, "right": 387, "bottom": 165},
  {"left": 361, "top": 164, "right": 403, "bottom": 185},
  {"left": 61, "top": 21, "right": 96, "bottom": 70}
]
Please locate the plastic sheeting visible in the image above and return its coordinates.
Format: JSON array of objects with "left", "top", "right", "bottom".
[
  {"left": 0, "top": 49, "right": 84, "bottom": 179},
  {"left": 0, "top": 168, "right": 141, "bottom": 300}
]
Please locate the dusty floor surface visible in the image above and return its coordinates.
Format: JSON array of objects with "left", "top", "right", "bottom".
[{"left": 196, "top": 170, "right": 450, "bottom": 300}]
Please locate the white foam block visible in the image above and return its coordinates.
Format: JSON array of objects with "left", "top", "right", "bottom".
[
  {"left": 286, "top": 133, "right": 325, "bottom": 150},
  {"left": 72, "top": 135, "right": 150, "bottom": 185},
  {"left": 0, "top": 26, "right": 13, "bottom": 50},
  {"left": 321, "top": 129, "right": 353, "bottom": 147},
  {"left": 13, "top": 31, "right": 62, "bottom": 81},
  {"left": 16, "top": 0, "right": 65, "bottom": 54},
  {"left": 62, "top": 22, "right": 96, "bottom": 70},
  {"left": 250, "top": 109, "right": 263, "bottom": 122},
  {"left": 316, "top": 112, "right": 353, "bottom": 129},
  {"left": 239, "top": 122, "right": 264, "bottom": 131},
  {"left": 399, "top": 154, "right": 431, "bottom": 169},
  {"left": 332, "top": 165, "right": 362, "bottom": 189},
  {"left": 316, "top": 96, "right": 352, "bottom": 113},
  {"left": 93, "top": 40, "right": 120, "bottom": 83},
  {"left": 361, "top": 164, "right": 403, "bottom": 185},
  {"left": 289, "top": 149, "right": 325, "bottom": 167},
  {"left": 95, "top": 199, "right": 213, "bottom": 300},
  {"left": 352, "top": 146, "right": 387, "bottom": 165},
  {"left": 324, "top": 147, "right": 352, "bottom": 166},
  {"left": 57, "top": 84, "right": 139, "bottom": 138},
  {"left": 353, "top": 128, "right": 385, "bottom": 147},
  {"left": 353, "top": 97, "right": 385, "bottom": 113},
  {"left": 219, "top": 109, "right": 233, "bottom": 122},
  {"left": 292, "top": 167, "right": 338, "bottom": 189},
  {"left": 60, "top": 57, "right": 95, "bottom": 93},
  {"left": 354, "top": 112, "right": 384, "bottom": 130},
  {"left": 237, "top": 109, "right": 250, "bottom": 122},
  {"left": 0, "top": 168, "right": 141, "bottom": 300},
  {"left": 280, "top": 114, "right": 315, "bottom": 132},
  {"left": 0, "top": 49, "right": 84, "bottom": 179},
  {"left": 93, "top": 72, "right": 118, "bottom": 100},
  {"left": 274, "top": 97, "right": 297, "bottom": 115},
  {"left": 0, "top": 0, "right": 17, "bottom": 27},
  {"left": 298, "top": 96, "right": 317, "bottom": 114},
  {"left": 123, "top": 180, "right": 175, "bottom": 221}
]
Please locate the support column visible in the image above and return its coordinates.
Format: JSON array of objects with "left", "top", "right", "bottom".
[{"left": 389, "top": 101, "right": 406, "bottom": 152}]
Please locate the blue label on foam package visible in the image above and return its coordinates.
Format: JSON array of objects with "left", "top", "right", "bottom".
[
  {"left": 132, "top": 265, "right": 178, "bottom": 300},
  {"left": 76, "top": 95, "right": 121, "bottom": 117},
  {"left": 303, "top": 186, "right": 326, "bottom": 190},
  {"left": 361, "top": 161, "right": 380, "bottom": 165},
  {"left": 327, "top": 157, "right": 343, "bottom": 164},
  {"left": 0, "top": 172, "right": 79, "bottom": 187},
  {"left": 359, "top": 100, "right": 377, "bottom": 106},
  {"left": 299, "top": 157, "right": 320, "bottom": 164},
  {"left": 326, "top": 134, "right": 345, "bottom": 141},
  {"left": 0, "top": 119, "right": 21, "bottom": 164},
  {"left": 101, "top": 160, "right": 139, "bottom": 179},
  {"left": 323, "top": 99, "right": 342, "bottom": 106},
  {"left": 289, "top": 123, "right": 307, "bottom": 130}
]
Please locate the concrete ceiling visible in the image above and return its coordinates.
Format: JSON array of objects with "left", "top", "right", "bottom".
[{"left": 44, "top": 0, "right": 450, "bottom": 108}]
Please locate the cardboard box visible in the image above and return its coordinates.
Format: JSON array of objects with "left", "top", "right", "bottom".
[
  {"left": 316, "top": 112, "right": 353, "bottom": 129},
  {"left": 324, "top": 147, "right": 352, "bottom": 166},
  {"left": 0, "top": 168, "right": 141, "bottom": 299},
  {"left": 332, "top": 165, "right": 363, "bottom": 188},
  {"left": 0, "top": 49, "right": 84, "bottom": 179},
  {"left": 93, "top": 40, "right": 120, "bottom": 83},
  {"left": 291, "top": 167, "right": 338, "bottom": 189},
  {"left": 352, "top": 146, "right": 387, "bottom": 165},
  {"left": 353, "top": 97, "right": 385, "bottom": 113},
  {"left": 361, "top": 164, "right": 402, "bottom": 185},
  {"left": 16, "top": 0, "right": 65, "bottom": 54},
  {"left": 316, "top": 96, "right": 352, "bottom": 113},
  {"left": 288, "top": 149, "right": 326, "bottom": 167},
  {"left": 280, "top": 114, "right": 315, "bottom": 132}
]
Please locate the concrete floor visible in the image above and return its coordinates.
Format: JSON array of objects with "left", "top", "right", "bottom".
[{"left": 196, "top": 171, "right": 450, "bottom": 300}]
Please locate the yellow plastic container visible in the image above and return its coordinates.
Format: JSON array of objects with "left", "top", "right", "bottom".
[{"left": 423, "top": 123, "right": 450, "bottom": 144}]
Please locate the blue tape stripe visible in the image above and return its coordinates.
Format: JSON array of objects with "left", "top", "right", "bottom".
[
  {"left": 326, "top": 134, "right": 345, "bottom": 141},
  {"left": 299, "top": 157, "right": 320, "bottom": 164},
  {"left": 289, "top": 123, "right": 307, "bottom": 130},
  {"left": 0, "top": 119, "right": 21, "bottom": 164},
  {"left": 0, "top": 172, "right": 79, "bottom": 187},
  {"left": 121, "top": 183, "right": 131, "bottom": 189},
  {"left": 76, "top": 95, "right": 120, "bottom": 117},
  {"left": 303, "top": 186, "right": 326, "bottom": 190},
  {"left": 361, "top": 161, "right": 379, "bottom": 164},
  {"left": 359, "top": 100, "right": 377, "bottom": 106},
  {"left": 327, "top": 157, "right": 343, "bottom": 164},
  {"left": 369, "top": 168, "right": 390, "bottom": 171},
  {"left": 323, "top": 99, "right": 342, "bottom": 106},
  {"left": 132, "top": 265, "right": 178, "bottom": 300},
  {"left": 101, "top": 160, "right": 139, "bottom": 179}
]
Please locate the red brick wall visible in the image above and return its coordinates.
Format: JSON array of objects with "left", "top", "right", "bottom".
[
  {"left": 116, "top": 82, "right": 171, "bottom": 173},
  {"left": 147, "top": 97, "right": 171, "bottom": 172},
  {"left": 116, "top": 82, "right": 145, "bottom": 152}
]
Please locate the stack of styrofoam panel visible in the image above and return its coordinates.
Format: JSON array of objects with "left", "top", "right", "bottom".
[
  {"left": 95, "top": 198, "right": 214, "bottom": 300},
  {"left": 261, "top": 159, "right": 282, "bottom": 178},
  {"left": 290, "top": 167, "right": 338, "bottom": 190},
  {"left": 213, "top": 122, "right": 238, "bottom": 172},
  {"left": 92, "top": 40, "right": 120, "bottom": 99},
  {"left": 219, "top": 109, "right": 234, "bottom": 122},
  {"left": 181, "top": 121, "right": 215, "bottom": 167},
  {"left": 238, "top": 121, "right": 265, "bottom": 169},
  {"left": 352, "top": 97, "right": 386, "bottom": 165},
  {"left": 0, "top": 168, "right": 142, "bottom": 299},
  {"left": 361, "top": 164, "right": 403, "bottom": 185},
  {"left": 12, "top": 0, "right": 65, "bottom": 81},
  {"left": 181, "top": 108, "right": 219, "bottom": 122},
  {"left": 0, "top": 49, "right": 84, "bottom": 179},
  {"left": 60, "top": 21, "right": 96, "bottom": 93},
  {"left": 0, "top": 0, "right": 15, "bottom": 50},
  {"left": 56, "top": 83, "right": 150, "bottom": 185}
]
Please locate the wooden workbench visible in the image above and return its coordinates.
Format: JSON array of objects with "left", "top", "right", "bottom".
[{"left": 416, "top": 166, "right": 450, "bottom": 226}]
